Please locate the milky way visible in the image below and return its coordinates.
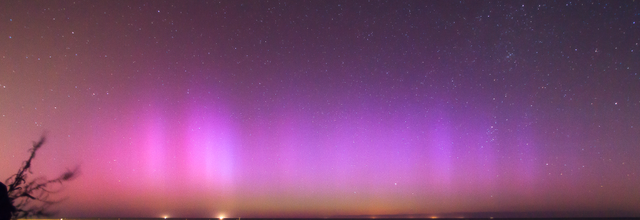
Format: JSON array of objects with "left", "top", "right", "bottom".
[{"left": 1, "top": 0, "right": 639, "bottom": 218}]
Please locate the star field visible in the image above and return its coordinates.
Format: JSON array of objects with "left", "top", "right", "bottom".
[{"left": 1, "top": 0, "right": 639, "bottom": 218}]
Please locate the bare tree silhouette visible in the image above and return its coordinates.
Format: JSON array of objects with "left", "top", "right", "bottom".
[{"left": 3, "top": 136, "right": 79, "bottom": 219}]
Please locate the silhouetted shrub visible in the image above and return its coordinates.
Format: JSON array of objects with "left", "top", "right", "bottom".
[{"left": 3, "top": 136, "right": 79, "bottom": 219}]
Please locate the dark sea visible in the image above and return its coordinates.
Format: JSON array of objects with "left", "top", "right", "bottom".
[{"left": 28, "top": 211, "right": 640, "bottom": 220}]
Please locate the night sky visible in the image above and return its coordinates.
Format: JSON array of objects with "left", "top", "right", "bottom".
[{"left": 1, "top": 0, "right": 639, "bottom": 218}]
